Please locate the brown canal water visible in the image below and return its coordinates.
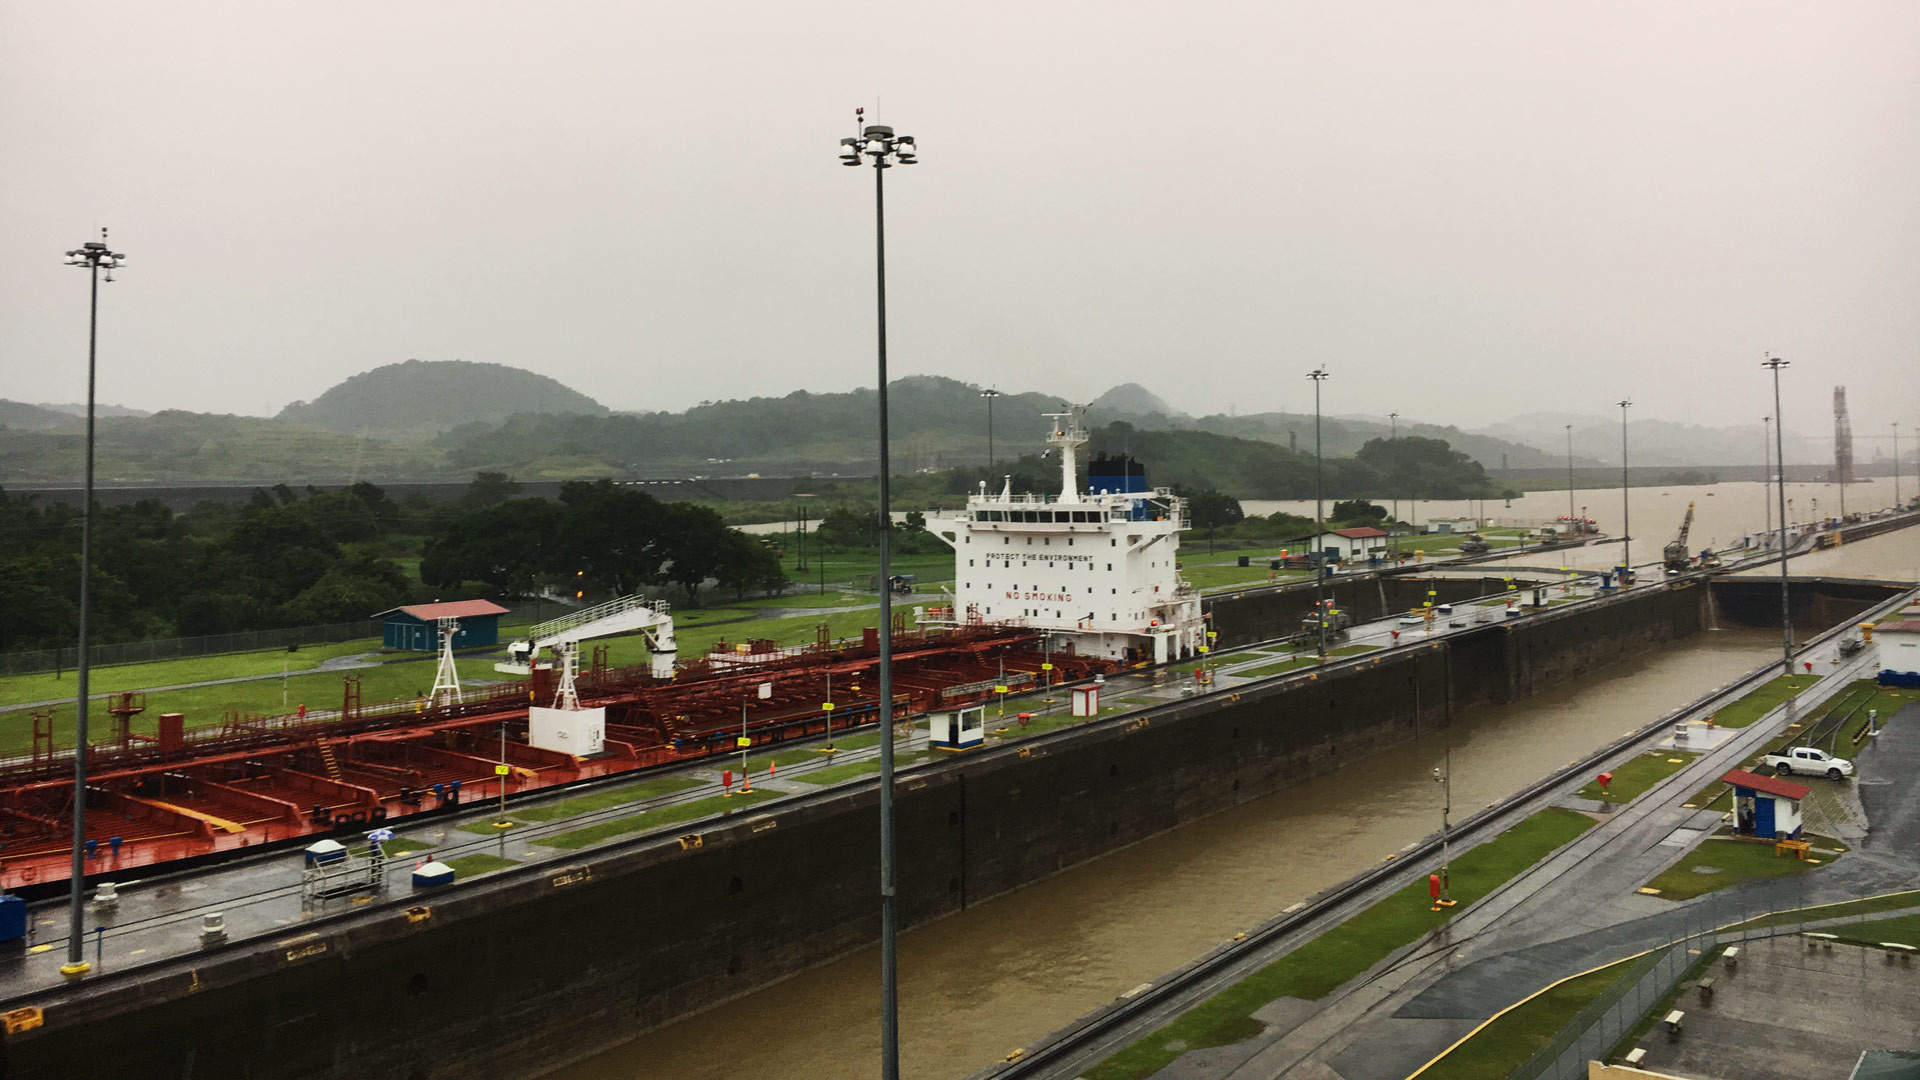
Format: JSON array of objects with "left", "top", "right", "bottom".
[{"left": 551, "top": 629, "right": 1780, "bottom": 1080}]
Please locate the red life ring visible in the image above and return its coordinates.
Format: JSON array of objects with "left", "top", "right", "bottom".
[{"left": 21, "top": 867, "right": 36, "bottom": 882}]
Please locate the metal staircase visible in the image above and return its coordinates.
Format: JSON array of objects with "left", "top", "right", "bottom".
[{"left": 316, "top": 738, "right": 343, "bottom": 781}]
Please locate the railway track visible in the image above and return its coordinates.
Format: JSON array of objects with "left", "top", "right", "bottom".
[{"left": 972, "top": 585, "right": 1918, "bottom": 1080}]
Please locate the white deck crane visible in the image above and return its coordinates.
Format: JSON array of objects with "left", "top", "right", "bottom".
[{"left": 495, "top": 595, "right": 678, "bottom": 710}]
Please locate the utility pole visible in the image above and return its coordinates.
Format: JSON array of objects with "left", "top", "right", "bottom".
[
  {"left": 1389, "top": 410, "right": 1400, "bottom": 532},
  {"left": 1433, "top": 734, "right": 1453, "bottom": 908},
  {"left": 839, "top": 109, "right": 916, "bottom": 1080},
  {"left": 1765, "top": 356, "right": 1794, "bottom": 675},
  {"left": 1309, "top": 367, "right": 1330, "bottom": 657},
  {"left": 1763, "top": 417, "right": 1772, "bottom": 538},
  {"left": 980, "top": 387, "right": 1002, "bottom": 470},
  {"left": 60, "top": 230, "right": 125, "bottom": 978},
  {"left": 1618, "top": 399, "right": 1633, "bottom": 581},
  {"left": 1565, "top": 424, "right": 1575, "bottom": 523}
]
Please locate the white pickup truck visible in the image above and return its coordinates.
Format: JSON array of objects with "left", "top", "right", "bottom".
[{"left": 1764, "top": 746, "right": 1855, "bottom": 780}]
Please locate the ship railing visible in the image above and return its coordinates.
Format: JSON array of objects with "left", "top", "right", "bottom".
[
  {"left": 0, "top": 679, "right": 533, "bottom": 779},
  {"left": 528, "top": 594, "right": 669, "bottom": 644}
]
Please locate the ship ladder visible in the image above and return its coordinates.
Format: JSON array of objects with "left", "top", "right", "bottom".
[{"left": 316, "top": 738, "right": 344, "bottom": 781}]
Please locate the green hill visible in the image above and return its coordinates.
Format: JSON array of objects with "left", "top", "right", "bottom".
[
  {"left": 0, "top": 411, "right": 444, "bottom": 484},
  {"left": 437, "top": 375, "right": 1081, "bottom": 474},
  {"left": 277, "top": 359, "right": 608, "bottom": 439},
  {"left": 0, "top": 401, "right": 84, "bottom": 434}
]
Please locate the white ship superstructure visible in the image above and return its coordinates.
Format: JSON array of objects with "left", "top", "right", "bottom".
[{"left": 924, "top": 405, "right": 1204, "bottom": 665}]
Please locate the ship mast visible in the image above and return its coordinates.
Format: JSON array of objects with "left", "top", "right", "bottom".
[{"left": 1044, "top": 404, "right": 1088, "bottom": 502}]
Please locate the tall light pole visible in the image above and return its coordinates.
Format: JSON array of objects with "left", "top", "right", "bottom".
[
  {"left": 1765, "top": 356, "right": 1793, "bottom": 675},
  {"left": 1617, "top": 399, "right": 1632, "bottom": 580},
  {"left": 1432, "top": 740, "right": 1453, "bottom": 908},
  {"left": 839, "top": 110, "right": 914, "bottom": 1080},
  {"left": 1388, "top": 410, "right": 1400, "bottom": 530},
  {"left": 1565, "top": 424, "right": 1575, "bottom": 523},
  {"left": 1309, "top": 367, "right": 1330, "bottom": 657},
  {"left": 980, "top": 387, "right": 1002, "bottom": 470},
  {"left": 1894, "top": 422, "right": 1901, "bottom": 510},
  {"left": 60, "top": 229, "right": 124, "bottom": 977},
  {"left": 1763, "top": 417, "right": 1772, "bottom": 538}
]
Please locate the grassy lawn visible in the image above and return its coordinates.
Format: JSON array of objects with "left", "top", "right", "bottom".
[
  {"left": 1183, "top": 564, "right": 1311, "bottom": 592},
  {"left": 538, "top": 789, "right": 781, "bottom": 850},
  {"left": 771, "top": 550, "right": 956, "bottom": 592},
  {"left": 1417, "top": 957, "right": 1634, "bottom": 1080},
  {"left": 1643, "top": 835, "right": 1846, "bottom": 901},
  {"left": 0, "top": 636, "right": 383, "bottom": 708},
  {"left": 442, "top": 852, "right": 519, "bottom": 877},
  {"left": 348, "top": 836, "right": 436, "bottom": 857},
  {"left": 1230, "top": 645, "right": 1377, "bottom": 681},
  {"left": 1577, "top": 751, "right": 1697, "bottom": 803},
  {"left": 1832, "top": 912, "right": 1920, "bottom": 947},
  {"left": 988, "top": 699, "right": 1145, "bottom": 738},
  {"left": 1815, "top": 681, "right": 1911, "bottom": 743},
  {"left": 1706, "top": 674, "right": 1821, "bottom": 729},
  {"left": 791, "top": 751, "right": 932, "bottom": 785},
  {"left": 1085, "top": 808, "right": 1596, "bottom": 1080},
  {"left": 512, "top": 776, "right": 706, "bottom": 822},
  {"left": 1231, "top": 657, "right": 1319, "bottom": 679},
  {"left": 727, "top": 592, "right": 874, "bottom": 610},
  {"left": 589, "top": 607, "right": 897, "bottom": 672},
  {"left": 458, "top": 819, "right": 525, "bottom": 836},
  {"left": 1726, "top": 891, "right": 1920, "bottom": 933},
  {"left": 0, "top": 652, "right": 510, "bottom": 755}
]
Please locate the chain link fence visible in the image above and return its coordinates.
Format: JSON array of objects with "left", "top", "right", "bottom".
[
  {"left": 1510, "top": 885, "right": 1920, "bottom": 1080},
  {"left": 0, "top": 599, "right": 558, "bottom": 678},
  {"left": 1, "top": 621, "right": 386, "bottom": 678}
]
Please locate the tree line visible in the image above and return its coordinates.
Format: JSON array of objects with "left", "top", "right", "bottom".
[
  {"left": 0, "top": 482, "right": 418, "bottom": 652},
  {"left": 0, "top": 477, "right": 788, "bottom": 654},
  {"left": 420, "top": 478, "right": 786, "bottom": 604}
]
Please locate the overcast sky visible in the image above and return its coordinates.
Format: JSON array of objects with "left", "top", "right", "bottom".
[{"left": 3, "top": 2, "right": 1916, "bottom": 440}]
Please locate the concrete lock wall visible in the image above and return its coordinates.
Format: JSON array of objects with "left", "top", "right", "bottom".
[
  {"left": 17, "top": 576, "right": 1880, "bottom": 1080},
  {"left": 1706, "top": 576, "right": 1903, "bottom": 633},
  {"left": 1204, "top": 574, "right": 1531, "bottom": 647}
]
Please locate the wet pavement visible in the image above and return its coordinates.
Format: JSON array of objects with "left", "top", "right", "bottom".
[{"left": 1022, "top": 591, "right": 1920, "bottom": 1080}]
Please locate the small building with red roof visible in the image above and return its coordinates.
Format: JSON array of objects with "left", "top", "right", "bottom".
[
  {"left": 1874, "top": 615, "right": 1920, "bottom": 687},
  {"left": 373, "top": 599, "right": 511, "bottom": 652},
  {"left": 1294, "top": 527, "right": 1391, "bottom": 563},
  {"left": 1721, "top": 769, "right": 1809, "bottom": 840}
]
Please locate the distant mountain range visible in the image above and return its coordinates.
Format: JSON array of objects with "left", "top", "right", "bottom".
[{"left": 0, "top": 360, "right": 1866, "bottom": 487}]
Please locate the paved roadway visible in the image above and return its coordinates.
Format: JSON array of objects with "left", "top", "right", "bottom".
[{"left": 1022, "top": 601, "right": 1920, "bottom": 1080}]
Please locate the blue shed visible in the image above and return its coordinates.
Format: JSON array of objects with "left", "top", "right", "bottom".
[
  {"left": 374, "top": 600, "right": 509, "bottom": 652},
  {"left": 1722, "top": 768, "right": 1808, "bottom": 841}
]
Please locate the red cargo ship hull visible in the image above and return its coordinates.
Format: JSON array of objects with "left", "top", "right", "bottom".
[{"left": 0, "top": 623, "right": 1111, "bottom": 895}]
